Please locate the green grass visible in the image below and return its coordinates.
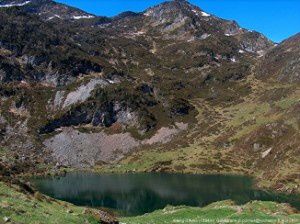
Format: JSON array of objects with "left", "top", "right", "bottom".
[
  {"left": 274, "top": 90, "right": 300, "bottom": 110},
  {"left": 222, "top": 102, "right": 272, "bottom": 140},
  {"left": 0, "top": 147, "right": 7, "bottom": 156},
  {"left": 97, "top": 147, "right": 183, "bottom": 173},
  {"left": 0, "top": 182, "right": 99, "bottom": 224},
  {"left": 121, "top": 200, "right": 300, "bottom": 224}
]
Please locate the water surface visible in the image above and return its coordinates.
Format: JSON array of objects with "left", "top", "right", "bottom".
[{"left": 32, "top": 172, "right": 300, "bottom": 216}]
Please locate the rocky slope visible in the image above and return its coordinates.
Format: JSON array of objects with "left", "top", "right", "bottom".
[
  {"left": 0, "top": 0, "right": 299, "bottom": 192},
  {"left": 0, "top": 0, "right": 95, "bottom": 20},
  {"left": 257, "top": 33, "right": 300, "bottom": 82}
]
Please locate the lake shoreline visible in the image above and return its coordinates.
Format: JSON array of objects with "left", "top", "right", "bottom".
[{"left": 31, "top": 171, "right": 300, "bottom": 216}]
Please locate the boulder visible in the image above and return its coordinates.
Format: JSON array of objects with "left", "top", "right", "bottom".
[{"left": 85, "top": 209, "right": 119, "bottom": 224}]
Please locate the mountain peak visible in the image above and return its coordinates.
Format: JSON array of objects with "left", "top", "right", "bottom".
[
  {"left": 143, "top": 0, "right": 208, "bottom": 20},
  {"left": 139, "top": 0, "right": 273, "bottom": 53},
  {"left": 172, "top": 0, "right": 189, "bottom": 4}
]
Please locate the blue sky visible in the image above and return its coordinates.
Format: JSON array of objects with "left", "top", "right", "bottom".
[{"left": 56, "top": 0, "right": 300, "bottom": 43}]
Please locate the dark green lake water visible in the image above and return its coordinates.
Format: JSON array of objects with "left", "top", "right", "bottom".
[{"left": 32, "top": 172, "right": 300, "bottom": 216}]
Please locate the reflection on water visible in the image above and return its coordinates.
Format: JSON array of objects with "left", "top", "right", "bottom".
[{"left": 32, "top": 172, "right": 300, "bottom": 216}]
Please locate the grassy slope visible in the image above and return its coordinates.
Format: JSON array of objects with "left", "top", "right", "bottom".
[
  {"left": 97, "top": 76, "right": 300, "bottom": 192},
  {"left": 122, "top": 200, "right": 300, "bottom": 224},
  {"left": 0, "top": 182, "right": 99, "bottom": 224},
  {"left": 0, "top": 181, "right": 299, "bottom": 224}
]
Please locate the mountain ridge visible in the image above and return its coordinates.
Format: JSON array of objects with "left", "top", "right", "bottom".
[{"left": 0, "top": 0, "right": 95, "bottom": 20}]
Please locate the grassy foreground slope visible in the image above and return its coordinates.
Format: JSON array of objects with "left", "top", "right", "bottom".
[
  {"left": 0, "top": 181, "right": 99, "bottom": 224},
  {"left": 121, "top": 200, "right": 300, "bottom": 224}
]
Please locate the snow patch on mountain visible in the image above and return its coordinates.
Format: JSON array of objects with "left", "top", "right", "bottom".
[
  {"left": 193, "top": 9, "right": 211, "bottom": 17},
  {"left": 201, "top": 11, "right": 210, "bottom": 17},
  {"left": 0, "top": 0, "right": 31, "bottom": 8},
  {"left": 191, "top": 9, "right": 200, "bottom": 16},
  {"left": 72, "top": 15, "right": 94, "bottom": 20},
  {"left": 46, "top": 14, "right": 62, "bottom": 21}
]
